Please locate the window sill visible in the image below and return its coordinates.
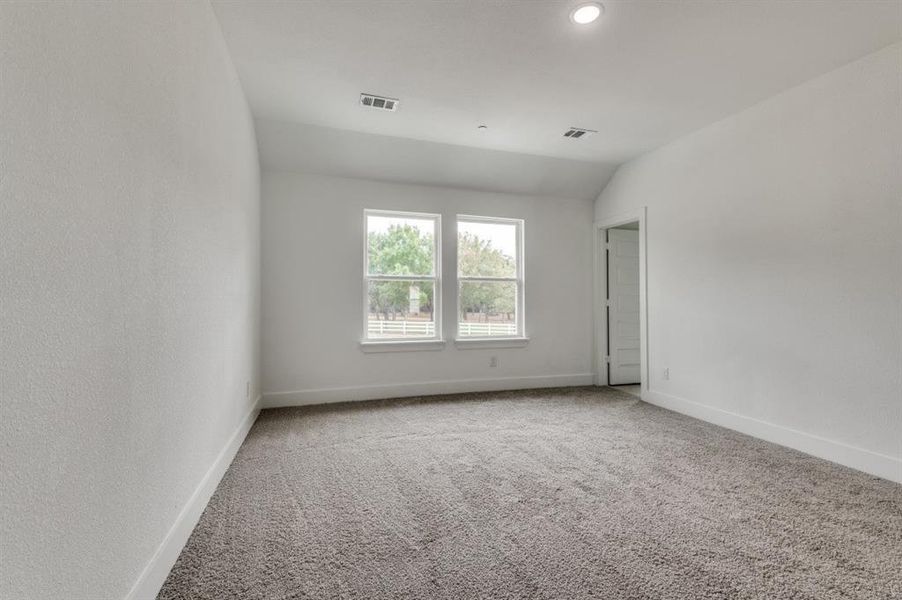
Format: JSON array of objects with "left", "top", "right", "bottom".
[
  {"left": 359, "top": 340, "right": 446, "bottom": 353},
  {"left": 454, "top": 337, "right": 530, "bottom": 350}
]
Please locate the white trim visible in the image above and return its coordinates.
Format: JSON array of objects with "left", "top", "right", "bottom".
[
  {"left": 594, "top": 208, "right": 648, "bottom": 392},
  {"left": 456, "top": 276, "right": 517, "bottom": 283},
  {"left": 125, "top": 395, "right": 262, "bottom": 600},
  {"left": 359, "top": 339, "right": 446, "bottom": 353},
  {"left": 365, "top": 274, "right": 435, "bottom": 282},
  {"left": 262, "top": 373, "right": 594, "bottom": 408},
  {"left": 454, "top": 337, "right": 530, "bottom": 349},
  {"left": 642, "top": 388, "right": 902, "bottom": 484}
]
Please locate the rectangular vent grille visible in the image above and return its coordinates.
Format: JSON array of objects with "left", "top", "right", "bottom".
[
  {"left": 563, "top": 127, "right": 596, "bottom": 139},
  {"left": 360, "top": 93, "right": 399, "bottom": 112}
]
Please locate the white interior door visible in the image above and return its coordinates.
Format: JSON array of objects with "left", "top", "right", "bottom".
[{"left": 607, "top": 228, "right": 641, "bottom": 385}]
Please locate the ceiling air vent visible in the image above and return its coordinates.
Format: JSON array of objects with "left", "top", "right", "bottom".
[
  {"left": 563, "top": 127, "right": 597, "bottom": 139},
  {"left": 360, "top": 93, "right": 399, "bottom": 112}
]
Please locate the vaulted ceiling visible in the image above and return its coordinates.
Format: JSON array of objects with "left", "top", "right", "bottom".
[{"left": 212, "top": 0, "right": 902, "bottom": 198}]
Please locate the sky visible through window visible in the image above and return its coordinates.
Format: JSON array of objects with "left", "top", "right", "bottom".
[
  {"left": 458, "top": 220, "right": 516, "bottom": 261},
  {"left": 367, "top": 215, "right": 433, "bottom": 236}
]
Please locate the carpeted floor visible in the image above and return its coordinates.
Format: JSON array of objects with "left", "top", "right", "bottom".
[{"left": 158, "top": 387, "right": 902, "bottom": 600}]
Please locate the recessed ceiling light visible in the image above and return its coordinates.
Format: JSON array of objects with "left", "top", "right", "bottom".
[{"left": 570, "top": 2, "right": 603, "bottom": 25}]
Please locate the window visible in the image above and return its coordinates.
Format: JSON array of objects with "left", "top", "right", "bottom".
[
  {"left": 457, "top": 216, "right": 524, "bottom": 339},
  {"left": 364, "top": 210, "right": 441, "bottom": 342}
]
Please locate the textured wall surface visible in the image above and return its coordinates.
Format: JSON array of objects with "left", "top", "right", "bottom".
[
  {"left": 595, "top": 44, "right": 902, "bottom": 472},
  {"left": 262, "top": 172, "right": 595, "bottom": 399},
  {"left": 0, "top": 2, "right": 260, "bottom": 598}
]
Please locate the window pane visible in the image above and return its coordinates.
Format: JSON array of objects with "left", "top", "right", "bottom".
[
  {"left": 458, "top": 280, "right": 517, "bottom": 337},
  {"left": 367, "top": 280, "right": 436, "bottom": 338},
  {"left": 367, "top": 215, "right": 435, "bottom": 276},
  {"left": 458, "top": 220, "right": 517, "bottom": 278}
]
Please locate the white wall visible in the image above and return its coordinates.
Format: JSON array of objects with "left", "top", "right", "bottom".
[
  {"left": 262, "top": 172, "right": 594, "bottom": 405},
  {"left": 0, "top": 2, "right": 260, "bottom": 598},
  {"left": 595, "top": 43, "right": 902, "bottom": 482}
]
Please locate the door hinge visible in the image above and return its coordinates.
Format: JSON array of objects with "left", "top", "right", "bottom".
[
  {"left": 605, "top": 299, "right": 611, "bottom": 307},
  {"left": 604, "top": 355, "right": 611, "bottom": 363}
]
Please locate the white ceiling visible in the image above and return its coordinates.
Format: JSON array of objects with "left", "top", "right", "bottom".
[
  {"left": 256, "top": 118, "right": 617, "bottom": 200},
  {"left": 212, "top": 0, "right": 901, "bottom": 166}
]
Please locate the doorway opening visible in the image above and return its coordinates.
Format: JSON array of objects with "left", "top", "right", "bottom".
[
  {"left": 607, "top": 223, "right": 640, "bottom": 389},
  {"left": 595, "top": 208, "right": 647, "bottom": 396}
]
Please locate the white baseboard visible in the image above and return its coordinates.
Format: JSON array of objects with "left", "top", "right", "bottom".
[
  {"left": 642, "top": 389, "right": 901, "bottom": 484},
  {"left": 263, "top": 373, "right": 595, "bottom": 409},
  {"left": 125, "top": 394, "right": 263, "bottom": 600}
]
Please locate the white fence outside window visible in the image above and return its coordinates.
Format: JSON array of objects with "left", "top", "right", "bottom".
[{"left": 367, "top": 321, "right": 517, "bottom": 337}]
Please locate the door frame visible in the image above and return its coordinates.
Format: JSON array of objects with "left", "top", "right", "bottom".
[{"left": 593, "top": 207, "right": 648, "bottom": 393}]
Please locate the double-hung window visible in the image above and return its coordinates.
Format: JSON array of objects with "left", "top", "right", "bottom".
[
  {"left": 457, "top": 216, "right": 524, "bottom": 339},
  {"left": 364, "top": 210, "right": 441, "bottom": 342}
]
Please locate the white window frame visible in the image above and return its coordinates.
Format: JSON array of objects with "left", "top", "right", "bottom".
[
  {"left": 361, "top": 209, "right": 443, "bottom": 351},
  {"left": 455, "top": 215, "right": 527, "bottom": 348}
]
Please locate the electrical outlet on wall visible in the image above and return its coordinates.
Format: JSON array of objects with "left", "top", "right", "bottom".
[
  {"left": 663, "top": 368, "right": 670, "bottom": 381},
  {"left": 489, "top": 356, "right": 498, "bottom": 368}
]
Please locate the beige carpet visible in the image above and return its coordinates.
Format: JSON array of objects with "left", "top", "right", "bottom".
[{"left": 158, "top": 387, "right": 901, "bottom": 599}]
